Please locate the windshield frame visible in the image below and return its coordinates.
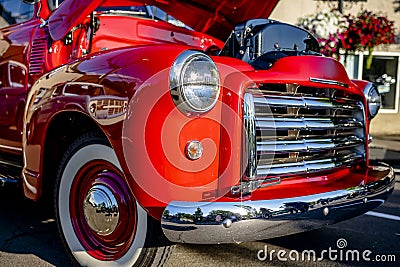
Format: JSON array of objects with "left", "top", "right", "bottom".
[{"left": 47, "top": 0, "right": 62, "bottom": 11}]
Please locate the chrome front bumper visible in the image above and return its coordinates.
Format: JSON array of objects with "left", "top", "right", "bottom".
[{"left": 161, "top": 164, "right": 395, "bottom": 244}]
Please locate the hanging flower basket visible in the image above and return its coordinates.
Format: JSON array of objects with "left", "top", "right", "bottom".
[
  {"left": 298, "top": 10, "right": 396, "bottom": 68},
  {"left": 340, "top": 11, "right": 395, "bottom": 69}
]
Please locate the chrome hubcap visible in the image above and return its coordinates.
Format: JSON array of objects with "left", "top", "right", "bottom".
[{"left": 83, "top": 184, "right": 119, "bottom": 236}]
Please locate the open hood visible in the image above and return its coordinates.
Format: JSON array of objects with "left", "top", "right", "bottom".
[
  {"left": 143, "top": 0, "right": 280, "bottom": 40},
  {"left": 48, "top": 0, "right": 279, "bottom": 41}
]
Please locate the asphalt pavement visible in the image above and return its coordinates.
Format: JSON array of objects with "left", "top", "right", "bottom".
[
  {"left": 0, "top": 137, "right": 399, "bottom": 266},
  {"left": 370, "top": 136, "right": 400, "bottom": 161}
]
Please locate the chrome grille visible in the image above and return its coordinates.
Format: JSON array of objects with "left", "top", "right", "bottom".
[{"left": 245, "top": 84, "right": 366, "bottom": 179}]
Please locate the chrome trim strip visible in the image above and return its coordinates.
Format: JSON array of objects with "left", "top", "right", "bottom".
[
  {"left": 0, "top": 144, "right": 22, "bottom": 152},
  {"left": 310, "top": 77, "right": 349, "bottom": 88},
  {"left": 244, "top": 93, "right": 257, "bottom": 178},
  {"left": 161, "top": 164, "right": 394, "bottom": 244}
]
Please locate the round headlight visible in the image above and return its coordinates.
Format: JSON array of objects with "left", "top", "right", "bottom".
[
  {"left": 364, "top": 83, "right": 381, "bottom": 119},
  {"left": 170, "top": 51, "right": 220, "bottom": 115}
]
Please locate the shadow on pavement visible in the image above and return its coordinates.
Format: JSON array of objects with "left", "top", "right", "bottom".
[{"left": 0, "top": 186, "right": 72, "bottom": 266}]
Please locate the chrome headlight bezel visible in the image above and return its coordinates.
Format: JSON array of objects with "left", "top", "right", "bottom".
[
  {"left": 364, "top": 82, "right": 381, "bottom": 119},
  {"left": 170, "top": 50, "right": 220, "bottom": 115}
]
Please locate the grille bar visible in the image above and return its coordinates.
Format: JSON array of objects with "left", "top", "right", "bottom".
[
  {"left": 257, "top": 154, "right": 364, "bottom": 176},
  {"left": 257, "top": 136, "right": 364, "bottom": 154},
  {"left": 253, "top": 95, "right": 362, "bottom": 110},
  {"left": 256, "top": 117, "right": 363, "bottom": 130}
]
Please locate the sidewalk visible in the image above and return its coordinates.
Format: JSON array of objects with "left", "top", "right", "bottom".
[{"left": 369, "top": 136, "right": 400, "bottom": 161}]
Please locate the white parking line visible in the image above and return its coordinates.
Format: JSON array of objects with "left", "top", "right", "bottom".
[{"left": 365, "top": 211, "right": 400, "bottom": 221}]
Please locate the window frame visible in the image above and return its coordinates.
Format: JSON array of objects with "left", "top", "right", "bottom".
[
  {"left": 343, "top": 51, "right": 400, "bottom": 114},
  {"left": 359, "top": 51, "right": 400, "bottom": 114}
]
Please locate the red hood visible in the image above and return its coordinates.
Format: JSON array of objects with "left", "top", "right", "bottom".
[
  {"left": 48, "top": 0, "right": 279, "bottom": 41},
  {"left": 143, "top": 0, "right": 280, "bottom": 40}
]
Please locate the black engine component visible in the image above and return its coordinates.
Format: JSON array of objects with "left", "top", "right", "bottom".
[{"left": 219, "top": 19, "right": 321, "bottom": 69}]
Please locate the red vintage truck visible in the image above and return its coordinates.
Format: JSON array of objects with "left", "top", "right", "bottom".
[{"left": 0, "top": 0, "right": 394, "bottom": 266}]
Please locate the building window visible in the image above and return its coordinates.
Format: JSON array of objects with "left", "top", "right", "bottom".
[
  {"left": 343, "top": 52, "right": 400, "bottom": 113},
  {"left": 362, "top": 54, "right": 399, "bottom": 111}
]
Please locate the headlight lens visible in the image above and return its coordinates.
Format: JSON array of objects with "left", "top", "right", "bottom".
[
  {"left": 170, "top": 51, "right": 220, "bottom": 115},
  {"left": 364, "top": 83, "right": 381, "bottom": 119}
]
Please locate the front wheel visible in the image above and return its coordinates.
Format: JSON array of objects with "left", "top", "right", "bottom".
[{"left": 55, "top": 134, "right": 174, "bottom": 266}]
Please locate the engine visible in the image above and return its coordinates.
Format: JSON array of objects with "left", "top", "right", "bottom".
[{"left": 219, "top": 19, "right": 321, "bottom": 69}]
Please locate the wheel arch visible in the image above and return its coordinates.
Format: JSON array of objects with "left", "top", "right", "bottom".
[{"left": 40, "top": 111, "right": 109, "bottom": 199}]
